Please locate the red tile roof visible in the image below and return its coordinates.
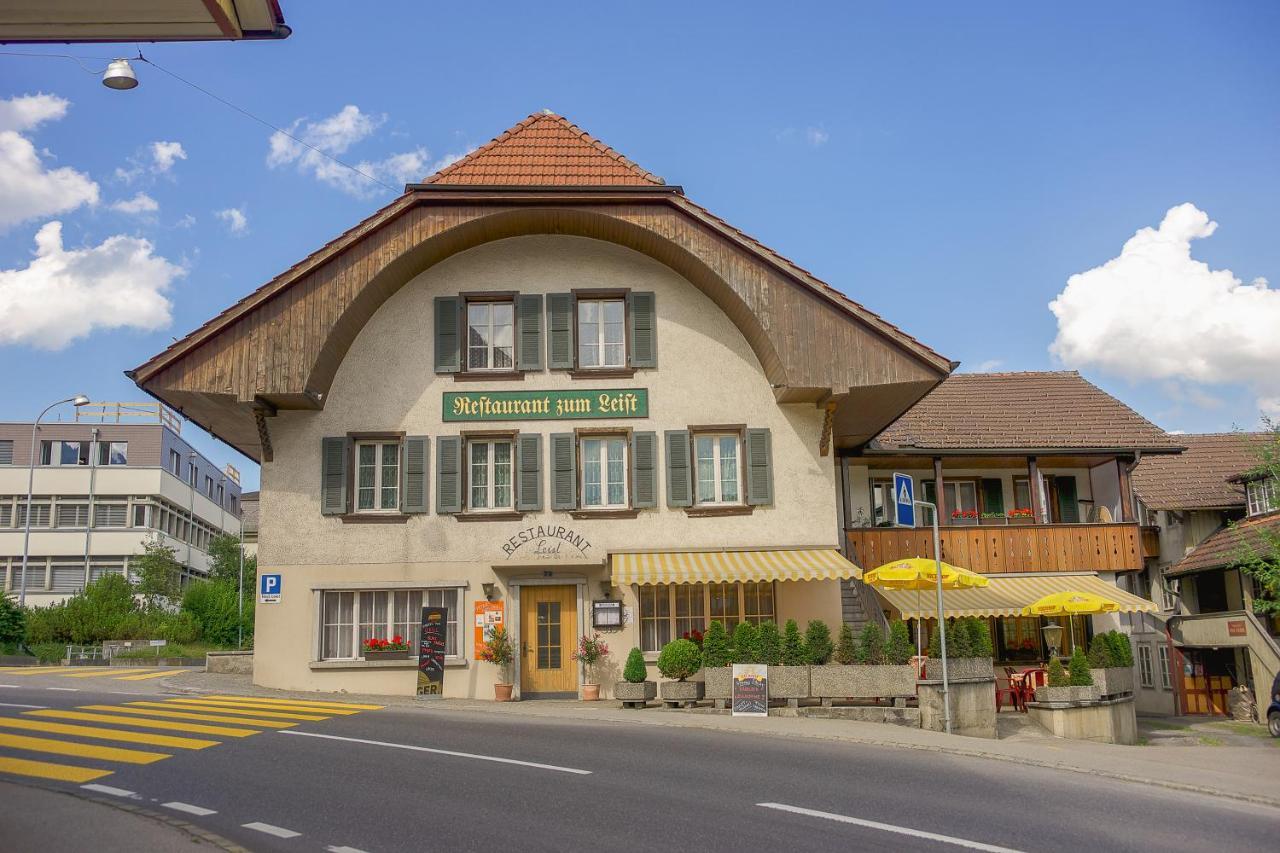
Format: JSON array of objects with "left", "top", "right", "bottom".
[
  {"left": 869, "top": 371, "right": 1181, "bottom": 453},
  {"left": 1132, "top": 433, "right": 1272, "bottom": 510},
  {"left": 421, "top": 112, "right": 665, "bottom": 186},
  {"left": 1167, "top": 511, "right": 1280, "bottom": 577}
]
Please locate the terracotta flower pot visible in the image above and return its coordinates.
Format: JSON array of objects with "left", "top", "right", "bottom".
[
  {"left": 582, "top": 683, "right": 601, "bottom": 701},
  {"left": 494, "top": 682, "right": 513, "bottom": 702}
]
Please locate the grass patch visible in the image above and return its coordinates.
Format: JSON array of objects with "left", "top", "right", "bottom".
[
  {"left": 1197, "top": 735, "right": 1225, "bottom": 746},
  {"left": 1203, "top": 721, "right": 1270, "bottom": 739},
  {"left": 114, "top": 642, "right": 230, "bottom": 659},
  {"left": 1141, "top": 722, "right": 1191, "bottom": 732}
]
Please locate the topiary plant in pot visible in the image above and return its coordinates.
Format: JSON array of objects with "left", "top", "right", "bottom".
[
  {"left": 804, "top": 620, "right": 833, "bottom": 666},
  {"left": 657, "top": 638, "right": 704, "bottom": 707},
  {"left": 701, "top": 621, "right": 734, "bottom": 706},
  {"left": 731, "top": 621, "right": 759, "bottom": 665},
  {"left": 766, "top": 619, "right": 812, "bottom": 705},
  {"left": 1090, "top": 631, "right": 1135, "bottom": 697},
  {"left": 813, "top": 620, "right": 916, "bottom": 703},
  {"left": 834, "top": 622, "right": 859, "bottom": 665},
  {"left": 616, "top": 646, "right": 655, "bottom": 708}
]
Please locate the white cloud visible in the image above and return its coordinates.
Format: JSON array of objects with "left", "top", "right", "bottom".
[
  {"left": 174, "top": 213, "right": 197, "bottom": 229},
  {"left": 963, "top": 359, "right": 1004, "bottom": 373},
  {"left": 110, "top": 192, "right": 159, "bottom": 215},
  {"left": 0, "top": 221, "right": 181, "bottom": 350},
  {"left": 1049, "top": 203, "right": 1280, "bottom": 418},
  {"left": 776, "top": 125, "right": 830, "bottom": 147},
  {"left": 216, "top": 207, "right": 248, "bottom": 235},
  {"left": 267, "top": 105, "right": 429, "bottom": 196},
  {"left": 805, "top": 126, "right": 830, "bottom": 147},
  {"left": 0, "top": 94, "right": 99, "bottom": 231},
  {"left": 115, "top": 140, "right": 188, "bottom": 183}
]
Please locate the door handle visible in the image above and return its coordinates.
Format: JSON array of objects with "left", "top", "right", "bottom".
[{"left": 522, "top": 642, "right": 530, "bottom": 656}]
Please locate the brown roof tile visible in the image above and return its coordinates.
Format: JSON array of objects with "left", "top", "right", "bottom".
[
  {"left": 869, "top": 371, "right": 1181, "bottom": 453},
  {"left": 1131, "top": 433, "right": 1271, "bottom": 510},
  {"left": 1167, "top": 511, "right": 1280, "bottom": 577},
  {"left": 421, "top": 112, "right": 665, "bottom": 186}
]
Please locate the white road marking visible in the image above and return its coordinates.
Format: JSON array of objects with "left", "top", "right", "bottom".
[
  {"left": 0, "top": 701, "right": 46, "bottom": 709},
  {"left": 81, "top": 784, "right": 138, "bottom": 799},
  {"left": 280, "top": 729, "right": 593, "bottom": 775},
  {"left": 243, "top": 822, "right": 301, "bottom": 839},
  {"left": 756, "top": 803, "right": 1025, "bottom": 853},
  {"left": 46, "top": 687, "right": 79, "bottom": 692},
  {"left": 163, "top": 801, "right": 217, "bottom": 816},
  {"left": 326, "top": 847, "right": 371, "bottom": 853},
  {"left": 0, "top": 684, "right": 21, "bottom": 688}
]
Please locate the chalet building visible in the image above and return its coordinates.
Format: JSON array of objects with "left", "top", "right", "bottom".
[
  {"left": 840, "top": 372, "right": 1174, "bottom": 663},
  {"left": 129, "top": 112, "right": 953, "bottom": 698},
  {"left": 0, "top": 403, "right": 243, "bottom": 605},
  {"left": 1132, "top": 433, "right": 1280, "bottom": 716}
]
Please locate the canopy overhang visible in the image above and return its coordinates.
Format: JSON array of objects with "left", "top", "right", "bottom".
[
  {"left": 611, "top": 548, "right": 860, "bottom": 586},
  {"left": 874, "top": 572, "right": 1158, "bottom": 619}
]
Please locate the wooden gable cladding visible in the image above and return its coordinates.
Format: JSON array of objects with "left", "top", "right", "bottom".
[{"left": 131, "top": 191, "right": 950, "bottom": 461}]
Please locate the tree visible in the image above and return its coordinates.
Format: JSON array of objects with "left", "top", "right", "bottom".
[
  {"left": 133, "top": 538, "right": 182, "bottom": 608},
  {"left": 1068, "top": 646, "right": 1094, "bottom": 686},
  {"left": 731, "top": 621, "right": 759, "bottom": 664},
  {"left": 804, "top": 620, "right": 833, "bottom": 665},
  {"left": 701, "top": 620, "right": 732, "bottom": 668},
  {"left": 885, "top": 620, "right": 913, "bottom": 665},
  {"left": 0, "top": 593, "right": 25, "bottom": 647},
  {"left": 781, "top": 619, "right": 808, "bottom": 665},
  {"left": 834, "top": 622, "right": 859, "bottom": 665},
  {"left": 756, "top": 620, "right": 782, "bottom": 666},
  {"left": 858, "top": 623, "right": 885, "bottom": 664},
  {"left": 181, "top": 580, "right": 240, "bottom": 646},
  {"left": 206, "top": 533, "right": 256, "bottom": 588},
  {"left": 1237, "top": 419, "right": 1280, "bottom": 615},
  {"left": 1046, "top": 656, "right": 1068, "bottom": 687}
]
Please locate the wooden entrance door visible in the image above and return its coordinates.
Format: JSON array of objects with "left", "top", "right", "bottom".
[{"left": 520, "top": 585, "right": 577, "bottom": 696}]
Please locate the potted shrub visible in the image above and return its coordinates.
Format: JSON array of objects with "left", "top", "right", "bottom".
[
  {"left": 1089, "top": 631, "right": 1135, "bottom": 697},
  {"left": 1006, "top": 507, "right": 1034, "bottom": 525},
  {"left": 615, "top": 647, "right": 656, "bottom": 708},
  {"left": 658, "top": 638, "right": 704, "bottom": 707},
  {"left": 765, "top": 619, "right": 811, "bottom": 705},
  {"left": 951, "top": 508, "right": 979, "bottom": 526},
  {"left": 477, "top": 625, "right": 515, "bottom": 701},
  {"left": 362, "top": 635, "right": 410, "bottom": 661},
  {"left": 701, "top": 621, "right": 734, "bottom": 707},
  {"left": 833, "top": 622, "right": 859, "bottom": 665},
  {"left": 1035, "top": 648, "right": 1096, "bottom": 703},
  {"left": 812, "top": 621, "right": 917, "bottom": 702},
  {"left": 572, "top": 633, "right": 609, "bottom": 701},
  {"left": 979, "top": 512, "right": 1007, "bottom": 526},
  {"left": 927, "top": 617, "right": 994, "bottom": 680},
  {"left": 731, "top": 621, "right": 759, "bottom": 665}
]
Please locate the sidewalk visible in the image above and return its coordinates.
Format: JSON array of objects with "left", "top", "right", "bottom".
[{"left": 166, "top": 671, "right": 1280, "bottom": 809}]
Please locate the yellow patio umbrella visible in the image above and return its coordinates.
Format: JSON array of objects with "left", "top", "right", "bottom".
[
  {"left": 1021, "top": 591, "right": 1120, "bottom": 616},
  {"left": 862, "top": 558, "right": 990, "bottom": 658}
]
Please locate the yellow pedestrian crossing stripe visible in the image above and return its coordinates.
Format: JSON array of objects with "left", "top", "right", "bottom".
[
  {"left": 114, "top": 669, "right": 186, "bottom": 681},
  {"left": 0, "top": 666, "right": 186, "bottom": 680},
  {"left": 0, "top": 693, "right": 381, "bottom": 785}
]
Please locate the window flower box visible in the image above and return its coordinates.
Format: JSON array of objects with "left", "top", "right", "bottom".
[
  {"left": 950, "top": 509, "right": 979, "bottom": 526},
  {"left": 1006, "top": 508, "right": 1035, "bottom": 525},
  {"left": 362, "top": 636, "right": 410, "bottom": 661},
  {"left": 364, "top": 649, "right": 411, "bottom": 661},
  {"left": 978, "top": 513, "right": 1007, "bottom": 526}
]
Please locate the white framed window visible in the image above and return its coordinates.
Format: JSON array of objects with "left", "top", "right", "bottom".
[
  {"left": 944, "top": 480, "right": 980, "bottom": 522},
  {"left": 1246, "top": 478, "right": 1278, "bottom": 517},
  {"left": 169, "top": 449, "right": 181, "bottom": 476},
  {"left": 1137, "top": 644, "right": 1154, "bottom": 688},
  {"left": 468, "top": 439, "right": 513, "bottom": 511},
  {"left": 577, "top": 298, "right": 625, "bottom": 368},
  {"left": 638, "top": 582, "right": 776, "bottom": 653},
  {"left": 188, "top": 462, "right": 197, "bottom": 486},
  {"left": 694, "top": 433, "right": 742, "bottom": 505},
  {"left": 1157, "top": 644, "right": 1172, "bottom": 690},
  {"left": 41, "top": 440, "right": 89, "bottom": 466},
  {"left": 320, "top": 588, "right": 460, "bottom": 660},
  {"left": 581, "top": 436, "right": 627, "bottom": 509},
  {"left": 55, "top": 503, "right": 89, "bottom": 528},
  {"left": 204, "top": 475, "right": 215, "bottom": 498},
  {"left": 98, "top": 441, "right": 127, "bottom": 465},
  {"left": 16, "top": 500, "right": 51, "bottom": 528},
  {"left": 356, "top": 441, "right": 400, "bottom": 513},
  {"left": 869, "top": 479, "right": 896, "bottom": 527},
  {"left": 466, "top": 301, "right": 514, "bottom": 371},
  {"left": 94, "top": 504, "right": 128, "bottom": 528}
]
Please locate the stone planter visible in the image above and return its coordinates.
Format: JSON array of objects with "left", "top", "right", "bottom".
[
  {"left": 767, "top": 665, "right": 811, "bottom": 706},
  {"left": 363, "top": 649, "right": 410, "bottom": 661},
  {"left": 810, "top": 664, "right": 916, "bottom": 702},
  {"left": 926, "top": 657, "right": 992, "bottom": 681},
  {"left": 660, "top": 680, "right": 704, "bottom": 708},
  {"left": 615, "top": 681, "right": 656, "bottom": 708},
  {"left": 1090, "top": 667, "right": 1134, "bottom": 697},
  {"left": 704, "top": 666, "right": 733, "bottom": 708},
  {"left": 1034, "top": 685, "right": 1097, "bottom": 704}
]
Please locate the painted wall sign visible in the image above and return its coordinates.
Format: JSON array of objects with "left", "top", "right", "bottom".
[
  {"left": 443, "top": 389, "right": 648, "bottom": 422},
  {"left": 732, "top": 663, "right": 768, "bottom": 717},
  {"left": 417, "top": 606, "right": 448, "bottom": 696},
  {"left": 1227, "top": 620, "right": 1247, "bottom": 637},
  {"left": 503, "top": 525, "right": 592, "bottom": 560},
  {"left": 474, "top": 600, "right": 505, "bottom": 652}
]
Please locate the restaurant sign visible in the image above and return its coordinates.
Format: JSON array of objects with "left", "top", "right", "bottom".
[
  {"left": 443, "top": 389, "right": 648, "bottom": 422},
  {"left": 731, "top": 663, "right": 768, "bottom": 717}
]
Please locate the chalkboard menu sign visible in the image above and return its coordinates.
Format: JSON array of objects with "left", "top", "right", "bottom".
[
  {"left": 417, "top": 606, "right": 448, "bottom": 696},
  {"left": 731, "top": 663, "right": 768, "bottom": 716}
]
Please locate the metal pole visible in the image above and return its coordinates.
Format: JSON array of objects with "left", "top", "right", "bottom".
[
  {"left": 237, "top": 522, "right": 245, "bottom": 649},
  {"left": 917, "top": 498, "right": 951, "bottom": 734},
  {"left": 20, "top": 398, "right": 80, "bottom": 607}
]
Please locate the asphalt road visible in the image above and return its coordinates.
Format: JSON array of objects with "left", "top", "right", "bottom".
[{"left": 0, "top": 675, "right": 1276, "bottom": 853}]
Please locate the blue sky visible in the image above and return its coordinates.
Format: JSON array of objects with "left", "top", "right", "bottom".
[{"left": 3, "top": 2, "right": 1278, "bottom": 490}]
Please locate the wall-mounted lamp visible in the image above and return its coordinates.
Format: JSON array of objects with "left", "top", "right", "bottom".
[
  {"left": 599, "top": 581, "right": 613, "bottom": 599},
  {"left": 481, "top": 582, "right": 496, "bottom": 601}
]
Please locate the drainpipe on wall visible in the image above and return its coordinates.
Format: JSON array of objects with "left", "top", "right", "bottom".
[{"left": 83, "top": 428, "right": 98, "bottom": 586}]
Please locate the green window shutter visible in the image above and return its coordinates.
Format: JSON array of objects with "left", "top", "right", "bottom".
[
  {"left": 516, "top": 294, "right": 544, "bottom": 371},
  {"left": 434, "top": 296, "right": 461, "bottom": 373},
  {"left": 627, "top": 291, "right": 657, "bottom": 368},
  {"left": 1055, "top": 476, "right": 1080, "bottom": 524},
  {"left": 401, "top": 436, "right": 429, "bottom": 514},
  {"left": 631, "top": 431, "right": 658, "bottom": 508},
  {"left": 921, "top": 479, "right": 937, "bottom": 508},
  {"left": 435, "top": 436, "right": 462, "bottom": 514},
  {"left": 981, "top": 478, "right": 1004, "bottom": 516},
  {"left": 550, "top": 433, "right": 577, "bottom": 510},
  {"left": 664, "top": 430, "right": 692, "bottom": 508},
  {"left": 745, "top": 428, "right": 774, "bottom": 506},
  {"left": 546, "top": 293, "right": 575, "bottom": 370},
  {"left": 320, "top": 437, "right": 348, "bottom": 515},
  {"left": 516, "top": 433, "right": 543, "bottom": 512}
]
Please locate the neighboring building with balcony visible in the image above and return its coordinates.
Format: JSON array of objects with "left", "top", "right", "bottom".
[
  {"left": 840, "top": 371, "right": 1177, "bottom": 661},
  {"left": 0, "top": 403, "right": 243, "bottom": 605},
  {"left": 1133, "top": 432, "right": 1280, "bottom": 715}
]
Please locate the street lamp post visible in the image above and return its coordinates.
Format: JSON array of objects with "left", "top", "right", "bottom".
[
  {"left": 19, "top": 395, "right": 91, "bottom": 606},
  {"left": 915, "top": 497, "right": 952, "bottom": 735}
]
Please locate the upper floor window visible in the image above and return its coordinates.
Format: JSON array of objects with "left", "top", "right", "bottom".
[
  {"left": 0, "top": 440, "right": 13, "bottom": 465},
  {"left": 468, "top": 439, "right": 513, "bottom": 512},
  {"left": 356, "top": 441, "right": 400, "bottom": 513},
  {"left": 204, "top": 475, "right": 215, "bottom": 498},
  {"left": 169, "top": 449, "right": 181, "bottom": 477},
  {"left": 577, "top": 298, "right": 625, "bottom": 369},
  {"left": 216, "top": 484, "right": 225, "bottom": 506},
  {"left": 694, "top": 434, "right": 741, "bottom": 506},
  {"left": 188, "top": 461, "right": 197, "bottom": 487},
  {"left": 97, "top": 441, "right": 127, "bottom": 466},
  {"left": 466, "top": 300, "right": 514, "bottom": 371},
  {"left": 581, "top": 436, "right": 627, "bottom": 509},
  {"left": 40, "top": 440, "right": 89, "bottom": 466},
  {"left": 1246, "top": 478, "right": 1278, "bottom": 517}
]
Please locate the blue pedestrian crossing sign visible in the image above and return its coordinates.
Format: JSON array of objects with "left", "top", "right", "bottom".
[
  {"left": 259, "top": 573, "right": 282, "bottom": 603},
  {"left": 893, "top": 473, "right": 915, "bottom": 528}
]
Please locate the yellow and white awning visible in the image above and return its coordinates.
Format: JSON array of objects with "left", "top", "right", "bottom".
[
  {"left": 610, "top": 548, "right": 860, "bottom": 586},
  {"left": 874, "top": 572, "right": 1158, "bottom": 619}
]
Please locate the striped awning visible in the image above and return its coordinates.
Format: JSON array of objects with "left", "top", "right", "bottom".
[
  {"left": 874, "top": 572, "right": 1158, "bottom": 619},
  {"left": 610, "top": 548, "right": 860, "bottom": 586}
]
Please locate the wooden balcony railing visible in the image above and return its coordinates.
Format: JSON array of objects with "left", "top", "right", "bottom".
[
  {"left": 1140, "top": 525, "right": 1161, "bottom": 559},
  {"left": 845, "top": 522, "right": 1145, "bottom": 574}
]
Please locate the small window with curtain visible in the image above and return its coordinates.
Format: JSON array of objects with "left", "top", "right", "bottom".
[
  {"left": 1157, "top": 645, "right": 1171, "bottom": 690},
  {"left": 466, "top": 300, "right": 514, "bottom": 371},
  {"left": 694, "top": 434, "right": 742, "bottom": 506},
  {"left": 468, "top": 438, "right": 514, "bottom": 511},
  {"left": 355, "top": 441, "right": 400, "bottom": 513},
  {"left": 1137, "top": 644, "right": 1154, "bottom": 688},
  {"left": 581, "top": 436, "right": 627, "bottom": 509},
  {"left": 577, "top": 298, "right": 625, "bottom": 368},
  {"left": 321, "top": 588, "right": 460, "bottom": 660}
]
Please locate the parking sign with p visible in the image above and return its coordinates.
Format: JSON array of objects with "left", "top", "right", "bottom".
[{"left": 259, "top": 573, "right": 282, "bottom": 603}]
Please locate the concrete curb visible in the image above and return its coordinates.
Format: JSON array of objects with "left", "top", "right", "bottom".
[{"left": 161, "top": 676, "right": 1280, "bottom": 811}]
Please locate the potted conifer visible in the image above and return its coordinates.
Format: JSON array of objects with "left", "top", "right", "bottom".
[
  {"left": 615, "top": 647, "right": 656, "bottom": 708},
  {"left": 767, "top": 619, "right": 811, "bottom": 706},
  {"left": 701, "top": 621, "right": 734, "bottom": 708},
  {"left": 1035, "top": 648, "right": 1097, "bottom": 703},
  {"left": 927, "top": 617, "right": 995, "bottom": 680},
  {"left": 1088, "top": 631, "right": 1135, "bottom": 697}
]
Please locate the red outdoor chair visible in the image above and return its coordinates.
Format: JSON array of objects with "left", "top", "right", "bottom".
[
  {"left": 1019, "top": 668, "right": 1048, "bottom": 707},
  {"left": 995, "top": 677, "right": 1022, "bottom": 712}
]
